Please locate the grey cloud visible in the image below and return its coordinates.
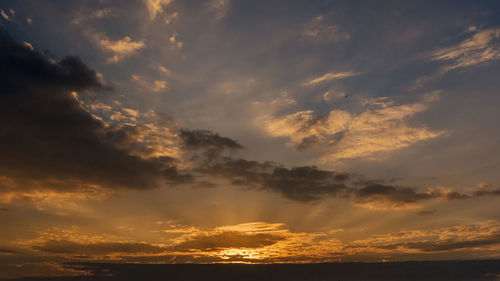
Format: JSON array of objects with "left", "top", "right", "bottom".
[
  {"left": 0, "top": 248, "right": 16, "bottom": 254},
  {"left": 202, "top": 158, "right": 351, "bottom": 202},
  {"left": 473, "top": 188, "right": 500, "bottom": 197},
  {"left": 0, "top": 30, "right": 191, "bottom": 193},
  {"left": 354, "top": 183, "right": 434, "bottom": 205},
  {"left": 33, "top": 240, "right": 164, "bottom": 255},
  {"left": 416, "top": 209, "right": 436, "bottom": 216},
  {"left": 201, "top": 157, "right": 483, "bottom": 205},
  {"left": 180, "top": 129, "right": 243, "bottom": 161},
  {"left": 180, "top": 129, "right": 243, "bottom": 150},
  {"left": 384, "top": 233, "right": 500, "bottom": 252},
  {"left": 296, "top": 135, "right": 321, "bottom": 151}
]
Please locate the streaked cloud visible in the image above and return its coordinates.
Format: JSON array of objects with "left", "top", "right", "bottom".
[
  {"left": 21, "top": 221, "right": 500, "bottom": 264},
  {"left": 301, "top": 15, "right": 350, "bottom": 43},
  {"left": 71, "top": 8, "right": 114, "bottom": 25},
  {"left": 347, "top": 222, "right": 500, "bottom": 254},
  {"left": 303, "top": 71, "right": 360, "bottom": 86},
  {"left": 431, "top": 27, "right": 500, "bottom": 72},
  {"left": 34, "top": 240, "right": 165, "bottom": 255}
]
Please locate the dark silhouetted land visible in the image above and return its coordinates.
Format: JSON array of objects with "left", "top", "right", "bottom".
[{"left": 8, "top": 260, "right": 500, "bottom": 281}]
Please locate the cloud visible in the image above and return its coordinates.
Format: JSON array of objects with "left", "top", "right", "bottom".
[
  {"left": 94, "top": 33, "right": 145, "bottom": 63},
  {"left": 354, "top": 183, "right": 434, "bottom": 207},
  {"left": 144, "top": 0, "right": 174, "bottom": 20},
  {"left": 168, "top": 32, "right": 183, "bottom": 49},
  {"left": 416, "top": 209, "right": 436, "bottom": 216},
  {"left": 200, "top": 157, "right": 488, "bottom": 206},
  {"left": 303, "top": 71, "right": 360, "bottom": 86},
  {"left": 430, "top": 28, "right": 500, "bottom": 72},
  {"left": 206, "top": 0, "right": 231, "bottom": 21},
  {"left": 179, "top": 129, "right": 243, "bottom": 164},
  {"left": 0, "top": 9, "right": 14, "bottom": 21},
  {"left": 396, "top": 235, "right": 500, "bottom": 252},
  {"left": 131, "top": 74, "right": 168, "bottom": 92},
  {"left": 260, "top": 92, "right": 444, "bottom": 161},
  {"left": 71, "top": 8, "right": 115, "bottom": 25},
  {"left": 0, "top": 30, "right": 191, "bottom": 195},
  {"left": 0, "top": 248, "right": 16, "bottom": 254},
  {"left": 17, "top": 222, "right": 500, "bottom": 269},
  {"left": 473, "top": 183, "right": 500, "bottom": 197},
  {"left": 169, "top": 231, "right": 284, "bottom": 252},
  {"left": 260, "top": 110, "right": 351, "bottom": 149},
  {"left": 22, "top": 41, "right": 34, "bottom": 50},
  {"left": 180, "top": 129, "right": 243, "bottom": 151},
  {"left": 0, "top": 37, "right": 482, "bottom": 210},
  {"left": 157, "top": 66, "right": 171, "bottom": 76},
  {"left": 33, "top": 240, "right": 164, "bottom": 255},
  {"left": 301, "top": 15, "right": 350, "bottom": 43},
  {"left": 201, "top": 158, "right": 350, "bottom": 202},
  {"left": 350, "top": 222, "right": 500, "bottom": 254}
]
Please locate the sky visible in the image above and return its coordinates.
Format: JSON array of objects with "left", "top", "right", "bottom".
[{"left": 1, "top": 0, "right": 500, "bottom": 279}]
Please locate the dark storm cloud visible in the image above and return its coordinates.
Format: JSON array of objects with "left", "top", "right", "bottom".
[
  {"left": 168, "top": 231, "right": 284, "bottom": 252},
  {"left": 354, "top": 183, "right": 434, "bottom": 205},
  {"left": 0, "top": 248, "right": 16, "bottom": 254},
  {"left": 473, "top": 188, "right": 500, "bottom": 197},
  {"left": 33, "top": 240, "right": 164, "bottom": 255},
  {"left": 201, "top": 157, "right": 481, "bottom": 205},
  {"left": 180, "top": 130, "right": 243, "bottom": 151},
  {"left": 201, "top": 158, "right": 351, "bottom": 202},
  {"left": 180, "top": 129, "right": 243, "bottom": 161},
  {"left": 0, "top": 30, "right": 191, "bottom": 192}
]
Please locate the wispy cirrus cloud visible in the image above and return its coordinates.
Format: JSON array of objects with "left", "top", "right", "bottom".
[
  {"left": 301, "top": 15, "right": 350, "bottom": 43},
  {"left": 303, "top": 71, "right": 360, "bottom": 86},
  {"left": 431, "top": 27, "right": 500, "bottom": 72},
  {"left": 71, "top": 8, "right": 115, "bottom": 25}
]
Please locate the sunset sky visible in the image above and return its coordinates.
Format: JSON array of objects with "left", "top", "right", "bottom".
[{"left": 1, "top": 0, "right": 500, "bottom": 279}]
